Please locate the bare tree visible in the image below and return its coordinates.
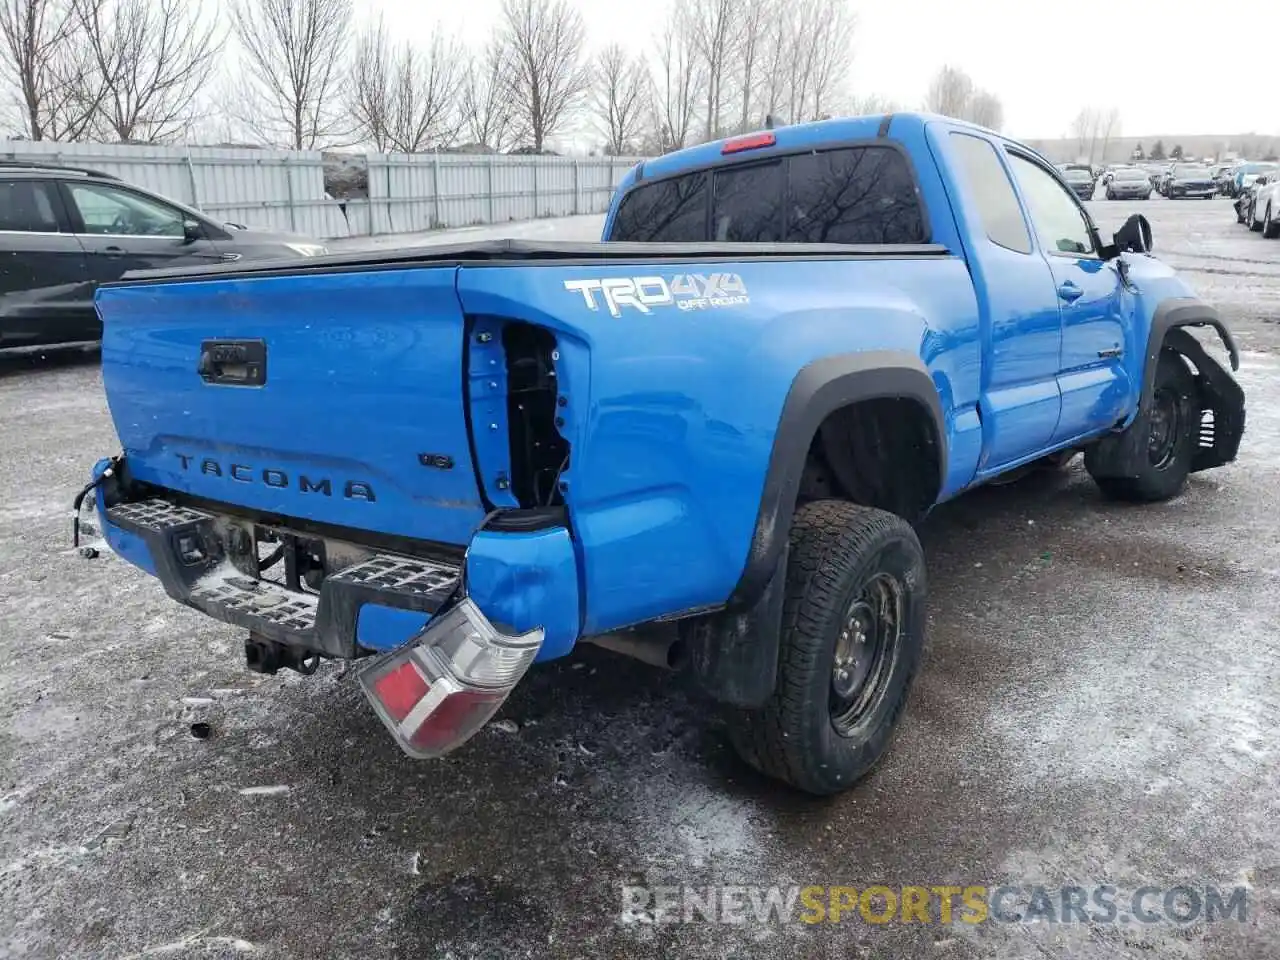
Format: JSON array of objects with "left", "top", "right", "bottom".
[
  {"left": 805, "top": 0, "right": 854, "bottom": 121},
  {"left": 72, "top": 0, "right": 222, "bottom": 143},
  {"left": 925, "top": 65, "right": 1003, "bottom": 131},
  {"left": 589, "top": 43, "right": 648, "bottom": 155},
  {"left": 750, "top": 0, "right": 853, "bottom": 128},
  {"left": 230, "top": 0, "right": 352, "bottom": 150},
  {"left": 967, "top": 90, "right": 1003, "bottom": 132},
  {"left": 1097, "top": 107, "right": 1121, "bottom": 163},
  {"left": 924, "top": 65, "right": 974, "bottom": 120},
  {"left": 685, "top": 0, "right": 735, "bottom": 139},
  {"left": 733, "top": 0, "right": 769, "bottom": 131},
  {"left": 648, "top": 1, "right": 702, "bottom": 151},
  {"left": 458, "top": 38, "right": 523, "bottom": 152},
  {"left": 0, "top": 0, "right": 98, "bottom": 140},
  {"left": 348, "top": 15, "right": 464, "bottom": 153},
  {"left": 498, "top": 0, "right": 588, "bottom": 152},
  {"left": 348, "top": 15, "right": 391, "bottom": 150},
  {"left": 848, "top": 93, "right": 901, "bottom": 115}
]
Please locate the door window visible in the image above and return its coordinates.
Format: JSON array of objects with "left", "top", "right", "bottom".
[
  {"left": 67, "top": 182, "right": 186, "bottom": 237},
  {"left": 0, "top": 180, "right": 63, "bottom": 232},
  {"left": 948, "top": 134, "right": 1031, "bottom": 253},
  {"left": 1006, "top": 154, "right": 1095, "bottom": 256}
]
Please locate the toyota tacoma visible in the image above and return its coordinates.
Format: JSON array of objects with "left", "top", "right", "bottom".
[{"left": 80, "top": 113, "right": 1245, "bottom": 795}]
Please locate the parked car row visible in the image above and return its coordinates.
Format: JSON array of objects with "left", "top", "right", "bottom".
[
  {"left": 0, "top": 161, "right": 328, "bottom": 352},
  {"left": 1220, "top": 161, "right": 1279, "bottom": 198},
  {"left": 1234, "top": 170, "right": 1280, "bottom": 238}
]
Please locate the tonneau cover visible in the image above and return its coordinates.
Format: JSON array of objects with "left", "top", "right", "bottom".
[{"left": 112, "top": 238, "right": 953, "bottom": 284}]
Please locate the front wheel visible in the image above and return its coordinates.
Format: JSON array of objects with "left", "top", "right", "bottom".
[
  {"left": 1248, "top": 201, "right": 1262, "bottom": 231},
  {"left": 1263, "top": 204, "right": 1279, "bottom": 239},
  {"left": 1086, "top": 349, "right": 1197, "bottom": 502},
  {"left": 727, "top": 501, "right": 926, "bottom": 796}
]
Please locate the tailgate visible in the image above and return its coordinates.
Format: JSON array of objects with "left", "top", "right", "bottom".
[{"left": 96, "top": 266, "right": 485, "bottom": 546}]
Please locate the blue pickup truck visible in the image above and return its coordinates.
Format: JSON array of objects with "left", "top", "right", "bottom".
[{"left": 81, "top": 113, "right": 1245, "bottom": 795}]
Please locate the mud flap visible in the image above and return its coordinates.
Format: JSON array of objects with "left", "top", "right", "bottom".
[
  {"left": 1085, "top": 326, "right": 1245, "bottom": 479},
  {"left": 681, "top": 545, "right": 788, "bottom": 708}
]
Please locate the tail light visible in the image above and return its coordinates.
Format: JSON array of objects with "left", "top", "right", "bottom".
[{"left": 358, "top": 598, "right": 543, "bottom": 758}]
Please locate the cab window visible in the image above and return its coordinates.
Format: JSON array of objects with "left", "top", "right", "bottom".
[
  {"left": 609, "top": 172, "right": 707, "bottom": 242},
  {"left": 608, "top": 144, "right": 927, "bottom": 244},
  {"left": 785, "top": 147, "right": 925, "bottom": 244},
  {"left": 712, "top": 161, "right": 782, "bottom": 242}
]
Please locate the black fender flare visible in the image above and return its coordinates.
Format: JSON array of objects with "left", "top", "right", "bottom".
[
  {"left": 684, "top": 352, "right": 945, "bottom": 708},
  {"left": 1134, "top": 299, "right": 1238, "bottom": 411},
  {"left": 729, "top": 351, "right": 947, "bottom": 610},
  {"left": 1087, "top": 297, "right": 1242, "bottom": 480}
]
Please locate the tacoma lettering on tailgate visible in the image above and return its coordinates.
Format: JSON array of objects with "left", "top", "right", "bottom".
[{"left": 174, "top": 454, "right": 376, "bottom": 501}]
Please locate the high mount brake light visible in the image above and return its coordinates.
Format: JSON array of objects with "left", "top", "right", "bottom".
[
  {"left": 721, "top": 132, "right": 776, "bottom": 155},
  {"left": 358, "top": 598, "right": 544, "bottom": 759}
]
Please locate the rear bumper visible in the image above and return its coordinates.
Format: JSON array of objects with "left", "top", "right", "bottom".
[{"left": 91, "top": 459, "right": 581, "bottom": 662}]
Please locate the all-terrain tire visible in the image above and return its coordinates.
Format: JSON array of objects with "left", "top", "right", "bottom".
[
  {"left": 727, "top": 501, "right": 926, "bottom": 796},
  {"left": 1086, "top": 349, "right": 1197, "bottom": 503},
  {"left": 1263, "top": 204, "right": 1279, "bottom": 239}
]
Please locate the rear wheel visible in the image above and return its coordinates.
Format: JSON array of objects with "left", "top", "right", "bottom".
[
  {"left": 1087, "top": 349, "right": 1197, "bottom": 502},
  {"left": 727, "top": 501, "right": 926, "bottom": 796}
]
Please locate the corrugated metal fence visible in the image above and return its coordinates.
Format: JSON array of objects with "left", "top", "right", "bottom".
[{"left": 0, "top": 141, "right": 643, "bottom": 240}]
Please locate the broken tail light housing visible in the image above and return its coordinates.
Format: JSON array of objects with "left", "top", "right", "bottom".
[{"left": 358, "top": 598, "right": 544, "bottom": 759}]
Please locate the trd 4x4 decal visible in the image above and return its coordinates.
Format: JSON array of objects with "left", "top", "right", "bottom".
[{"left": 563, "top": 273, "right": 749, "bottom": 317}]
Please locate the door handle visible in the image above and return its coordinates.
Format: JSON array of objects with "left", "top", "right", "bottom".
[
  {"left": 1057, "top": 281, "right": 1083, "bottom": 302},
  {"left": 102, "top": 245, "right": 126, "bottom": 257}
]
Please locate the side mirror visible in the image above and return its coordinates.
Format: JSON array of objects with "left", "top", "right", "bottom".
[
  {"left": 182, "top": 219, "right": 204, "bottom": 244},
  {"left": 1113, "top": 213, "right": 1152, "bottom": 254}
]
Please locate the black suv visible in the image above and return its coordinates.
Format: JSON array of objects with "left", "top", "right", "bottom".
[{"left": 1, "top": 162, "right": 328, "bottom": 351}]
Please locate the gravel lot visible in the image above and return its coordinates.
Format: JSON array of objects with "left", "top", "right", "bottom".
[{"left": 2, "top": 197, "right": 1278, "bottom": 959}]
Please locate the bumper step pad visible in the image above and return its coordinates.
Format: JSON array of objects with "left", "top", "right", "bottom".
[{"left": 105, "top": 497, "right": 460, "bottom": 656}]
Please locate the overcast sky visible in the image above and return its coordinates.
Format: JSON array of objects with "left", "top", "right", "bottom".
[{"left": 366, "top": 0, "right": 1278, "bottom": 142}]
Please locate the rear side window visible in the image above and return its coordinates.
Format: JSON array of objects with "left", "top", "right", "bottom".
[
  {"left": 948, "top": 133, "right": 1032, "bottom": 254},
  {"left": 712, "top": 161, "right": 783, "bottom": 241},
  {"left": 609, "top": 172, "right": 707, "bottom": 242},
  {"left": 786, "top": 148, "right": 926, "bottom": 244},
  {"left": 0, "top": 179, "right": 62, "bottom": 233}
]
